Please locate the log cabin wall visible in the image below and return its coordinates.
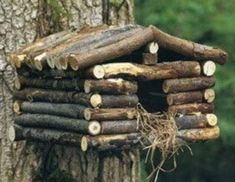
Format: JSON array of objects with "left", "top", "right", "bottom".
[{"left": 10, "top": 24, "right": 226, "bottom": 151}]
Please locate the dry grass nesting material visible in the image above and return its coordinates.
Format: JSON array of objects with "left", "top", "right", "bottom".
[{"left": 136, "top": 104, "right": 190, "bottom": 182}]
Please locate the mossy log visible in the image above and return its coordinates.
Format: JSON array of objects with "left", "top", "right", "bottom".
[
  {"left": 86, "top": 61, "right": 201, "bottom": 80},
  {"left": 167, "top": 89, "right": 215, "bottom": 105},
  {"left": 175, "top": 114, "right": 217, "bottom": 129},
  {"left": 163, "top": 76, "right": 216, "bottom": 93},
  {"left": 151, "top": 26, "right": 227, "bottom": 65},
  {"left": 168, "top": 103, "right": 214, "bottom": 114},
  {"left": 84, "top": 108, "right": 136, "bottom": 121},
  {"left": 177, "top": 126, "right": 220, "bottom": 141},
  {"left": 15, "top": 114, "right": 100, "bottom": 135},
  {"left": 14, "top": 101, "right": 86, "bottom": 119}
]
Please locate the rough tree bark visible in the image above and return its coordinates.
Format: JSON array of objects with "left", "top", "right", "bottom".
[{"left": 0, "top": 0, "right": 139, "bottom": 182}]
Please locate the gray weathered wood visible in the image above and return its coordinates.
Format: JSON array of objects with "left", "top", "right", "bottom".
[
  {"left": 14, "top": 101, "right": 86, "bottom": 119},
  {"left": 15, "top": 114, "right": 92, "bottom": 134},
  {"left": 163, "top": 76, "right": 216, "bottom": 93}
]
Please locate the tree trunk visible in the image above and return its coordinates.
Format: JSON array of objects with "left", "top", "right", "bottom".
[{"left": 0, "top": 0, "right": 140, "bottom": 182}]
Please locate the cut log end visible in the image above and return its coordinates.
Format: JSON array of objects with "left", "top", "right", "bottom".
[
  {"left": 34, "top": 61, "right": 43, "bottom": 71},
  {"left": 15, "top": 78, "right": 21, "bottom": 90},
  {"left": 90, "top": 94, "right": 102, "bottom": 108},
  {"left": 60, "top": 58, "right": 68, "bottom": 70},
  {"left": 166, "top": 96, "right": 173, "bottom": 105},
  {"left": 81, "top": 136, "right": 88, "bottom": 152},
  {"left": 54, "top": 59, "right": 63, "bottom": 70},
  {"left": 68, "top": 54, "right": 79, "bottom": 71},
  {"left": 196, "top": 64, "right": 201, "bottom": 74},
  {"left": 46, "top": 57, "right": 55, "bottom": 69},
  {"left": 13, "top": 101, "right": 21, "bottom": 114},
  {"left": 88, "top": 121, "right": 101, "bottom": 135},
  {"left": 206, "top": 114, "right": 217, "bottom": 126},
  {"left": 162, "top": 83, "right": 169, "bottom": 93},
  {"left": 84, "top": 81, "right": 91, "bottom": 93},
  {"left": 93, "top": 65, "right": 105, "bottom": 79},
  {"left": 8, "top": 125, "right": 16, "bottom": 142},
  {"left": 146, "top": 42, "right": 159, "bottom": 54},
  {"left": 202, "top": 61, "right": 216, "bottom": 76},
  {"left": 84, "top": 108, "right": 91, "bottom": 120},
  {"left": 127, "top": 110, "right": 136, "bottom": 119},
  {"left": 204, "top": 89, "right": 215, "bottom": 103}
]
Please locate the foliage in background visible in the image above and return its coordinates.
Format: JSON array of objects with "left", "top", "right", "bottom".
[{"left": 135, "top": 0, "right": 235, "bottom": 181}]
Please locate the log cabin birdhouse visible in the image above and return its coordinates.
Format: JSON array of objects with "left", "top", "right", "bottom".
[{"left": 9, "top": 24, "right": 227, "bottom": 152}]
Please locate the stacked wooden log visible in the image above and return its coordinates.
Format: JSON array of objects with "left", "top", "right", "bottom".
[
  {"left": 13, "top": 76, "right": 140, "bottom": 151},
  {"left": 9, "top": 25, "right": 227, "bottom": 151},
  {"left": 137, "top": 57, "right": 219, "bottom": 142}
]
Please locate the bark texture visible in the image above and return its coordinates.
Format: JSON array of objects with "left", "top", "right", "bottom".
[
  {"left": 0, "top": 0, "right": 139, "bottom": 182},
  {"left": 15, "top": 114, "right": 91, "bottom": 134},
  {"left": 163, "top": 76, "right": 216, "bottom": 93},
  {"left": 87, "top": 61, "right": 201, "bottom": 80},
  {"left": 151, "top": 26, "right": 227, "bottom": 64},
  {"left": 14, "top": 101, "right": 86, "bottom": 119},
  {"left": 168, "top": 103, "right": 215, "bottom": 114}
]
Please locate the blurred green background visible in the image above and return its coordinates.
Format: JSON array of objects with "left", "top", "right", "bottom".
[{"left": 135, "top": 0, "right": 235, "bottom": 181}]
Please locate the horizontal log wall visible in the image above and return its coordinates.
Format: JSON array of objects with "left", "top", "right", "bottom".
[{"left": 16, "top": 76, "right": 138, "bottom": 95}]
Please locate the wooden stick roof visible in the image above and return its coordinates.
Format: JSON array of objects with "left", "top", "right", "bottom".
[{"left": 10, "top": 24, "right": 227, "bottom": 71}]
